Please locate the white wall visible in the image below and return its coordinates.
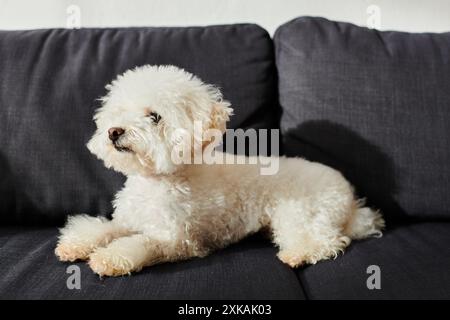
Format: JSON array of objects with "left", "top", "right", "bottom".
[{"left": 1, "top": 0, "right": 449, "bottom": 35}]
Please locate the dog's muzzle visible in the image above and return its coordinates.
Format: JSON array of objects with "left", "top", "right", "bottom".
[{"left": 108, "top": 127, "right": 132, "bottom": 152}]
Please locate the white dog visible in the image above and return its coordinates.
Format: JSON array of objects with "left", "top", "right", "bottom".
[{"left": 55, "top": 65, "right": 384, "bottom": 276}]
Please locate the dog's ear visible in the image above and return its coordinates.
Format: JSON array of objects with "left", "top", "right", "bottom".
[
  {"left": 209, "top": 101, "right": 233, "bottom": 134},
  {"left": 198, "top": 101, "right": 232, "bottom": 154}
]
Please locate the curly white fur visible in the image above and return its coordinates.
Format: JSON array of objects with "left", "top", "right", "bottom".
[{"left": 55, "top": 65, "right": 385, "bottom": 276}]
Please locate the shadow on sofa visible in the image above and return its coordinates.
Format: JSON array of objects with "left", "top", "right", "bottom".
[{"left": 284, "top": 120, "right": 405, "bottom": 225}]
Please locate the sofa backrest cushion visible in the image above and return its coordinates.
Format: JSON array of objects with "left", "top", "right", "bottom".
[
  {"left": 275, "top": 17, "right": 450, "bottom": 222},
  {"left": 0, "top": 25, "right": 278, "bottom": 225}
]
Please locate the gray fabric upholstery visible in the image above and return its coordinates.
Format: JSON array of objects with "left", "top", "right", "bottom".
[
  {"left": 274, "top": 17, "right": 450, "bottom": 222},
  {"left": 297, "top": 223, "right": 450, "bottom": 299},
  {"left": 2, "top": 224, "right": 448, "bottom": 299},
  {"left": 1, "top": 18, "right": 450, "bottom": 300},
  {"left": 0, "top": 229, "right": 304, "bottom": 300},
  {"left": 0, "top": 25, "right": 278, "bottom": 225}
]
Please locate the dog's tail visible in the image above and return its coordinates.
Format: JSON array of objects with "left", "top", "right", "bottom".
[{"left": 344, "top": 202, "right": 385, "bottom": 240}]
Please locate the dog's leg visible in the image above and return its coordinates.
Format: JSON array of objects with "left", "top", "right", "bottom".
[
  {"left": 55, "top": 214, "right": 132, "bottom": 262},
  {"left": 88, "top": 234, "right": 175, "bottom": 276},
  {"left": 271, "top": 197, "right": 353, "bottom": 268}
]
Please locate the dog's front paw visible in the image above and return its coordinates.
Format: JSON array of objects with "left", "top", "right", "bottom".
[
  {"left": 88, "top": 248, "right": 135, "bottom": 277},
  {"left": 55, "top": 243, "right": 92, "bottom": 262}
]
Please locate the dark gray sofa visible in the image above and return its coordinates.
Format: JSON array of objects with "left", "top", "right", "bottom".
[{"left": 1, "top": 17, "right": 449, "bottom": 299}]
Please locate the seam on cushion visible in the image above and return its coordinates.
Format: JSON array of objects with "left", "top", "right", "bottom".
[{"left": 293, "top": 268, "right": 310, "bottom": 300}]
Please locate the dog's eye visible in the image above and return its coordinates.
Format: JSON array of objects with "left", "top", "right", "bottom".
[{"left": 147, "top": 112, "right": 161, "bottom": 124}]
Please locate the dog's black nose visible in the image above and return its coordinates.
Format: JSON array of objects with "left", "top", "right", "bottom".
[{"left": 108, "top": 127, "right": 125, "bottom": 141}]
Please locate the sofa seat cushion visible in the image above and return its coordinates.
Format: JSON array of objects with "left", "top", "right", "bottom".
[
  {"left": 0, "top": 228, "right": 304, "bottom": 299},
  {"left": 0, "top": 25, "right": 278, "bottom": 225},
  {"left": 274, "top": 17, "right": 450, "bottom": 222},
  {"left": 297, "top": 222, "right": 450, "bottom": 299}
]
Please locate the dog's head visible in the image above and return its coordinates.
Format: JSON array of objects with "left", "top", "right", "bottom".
[{"left": 87, "top": 65, "right": 233, "bottom": 176}]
